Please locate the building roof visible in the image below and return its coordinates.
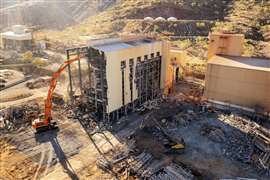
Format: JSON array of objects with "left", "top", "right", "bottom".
[
  {"left": 208, "top": 55, "right": 270, "bottom": 72},
  {"left": 1, "top": 31, "right": 32, "bottom": 41},
  {"left": 92, "top": 38, "right": 158, "bottom": 52}
]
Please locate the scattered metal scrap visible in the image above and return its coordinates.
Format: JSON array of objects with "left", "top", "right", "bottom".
[
  {"left": 218, "top": 113, "right": 270, "bottom": 174},
  {"left": 136, "top": 98, "right": 163, "bottom": 112},
  {"left": 97, "top": 147, "right": 193, "bottom": 180},
  {"left": 0, "top": 102, "right": 40, "bottom": 132},
  {"left": 150, "top": 163, "right": 194, "bottom": 180},
  {"left": 254, "top": 126, "right": 270, "bottom": 173},
  {"left": 66, "top": 80, "right": 269, "bottom": 178}
]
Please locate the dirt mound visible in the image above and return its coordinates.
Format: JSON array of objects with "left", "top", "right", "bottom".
[
  {"left": 0, "top": 92, "right": 33, "bottom": 103},
  {"left": 0, "top": 69, "right": 24, "bottom": 82},
  {"left": 26, "top": 76, "right": 51, "bottom": 89}
]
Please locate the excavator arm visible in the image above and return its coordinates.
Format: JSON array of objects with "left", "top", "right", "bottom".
[{"left": 32, "top": 56, "right": 81, "bottom": 132}]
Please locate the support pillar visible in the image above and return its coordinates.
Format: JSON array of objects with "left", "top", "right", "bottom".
[
  {"left": 67, "top": 51, "right": 73, "bottom": 102},
  {"left": 77, "top": 50, "right": 83, "bottom": 95}
]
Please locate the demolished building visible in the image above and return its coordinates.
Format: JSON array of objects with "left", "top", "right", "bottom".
[
  {"left": 67, "top": 36, "right": 170, "bottom": 121},
  {"left": 205, "top": 32, "right": 270, "bottom": 115}
]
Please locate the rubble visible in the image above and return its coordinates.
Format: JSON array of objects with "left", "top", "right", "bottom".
[
  {"left": 173, "top": 111, "right": 195, "bottom": 127},
  {"left": 0, "top": 102, "right": 40, "bottom": 132},
  {"left": 200, "top": 124, "right": 226, "bottom": 143},
  {"left": 67, "top": 80, "right": 270, "bottom": 179},
  {"left": 253, "top": 127, "right": 270, "bottom": 173},
  {"left": 150, "top": 163, "right": 194, "bottom": 180},
  {"left": 136, "top": 98, "right": 163, "bottom": 112},
  {"left": 223, "top": 130, "right": 253, "bottom": 163},
  {"left": 97, "top": 145, "right": 194, "bottom": 180},
  {"left": 218, "top": 113, "right": 270, "bottom": 174},
  {"left": 0, "top": 78, "right": 269, "bottom": 179}
]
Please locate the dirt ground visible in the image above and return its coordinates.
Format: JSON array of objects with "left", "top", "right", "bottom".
[
  {"left": 0, "top": 50, "right": 102, "bottom": 179},
  {"left": 114, "top": 81, "right": 269, "bottom": 179},
  {"left": 0, "top": 112, "right": 118, "bottom": 180},
  {"left": 1, "top": 79, "right": 269, "bottom": 179}
]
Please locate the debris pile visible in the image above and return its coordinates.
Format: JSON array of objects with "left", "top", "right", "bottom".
[
  {"left": 69, "top": 101, "right": 101, "bottom": 133},
  {"left": 253, "top": 126, "right": 270, "bottom": 174},
  {"left": 150, "top": 163, "right": 194, "bottom": 180},
  {"left": 93, "top": 108, "right": 191, "bottom": 179},
  {"left": 224, "top": 130, "right": 253, "bottom": 163},
  {"left": 0, "top": 103, "right": 40, "bottom": 132},
  {"left": 136, "top": 98, "right": 163, "bottom": 112},
  {"left": 219, "top": 113, "right": 270, "bottom": 174},
  {"left": 172, "top": 110, "right": 199, "bottom": 128},
  {"left": 97, "top": 146, "right": 194, "bottom": 180},
  {"left": 174, "top": 81, "right": 204, "bottom": 103},
  {"left": 200, "top": 124, "right": 226, "bottom": 143}
]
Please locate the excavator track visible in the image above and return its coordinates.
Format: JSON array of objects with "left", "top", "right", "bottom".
[{"left": 35, "top": 122, "right": 58, "bottom": 134}]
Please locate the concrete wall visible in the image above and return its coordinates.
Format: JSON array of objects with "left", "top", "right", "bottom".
[
  {"left": 207, "top": 33, "right": 244, "bottom": 59},
  {"left": 161, "top": 40, "right": 170, "bottom": 90},
  {"left": 105, "top": 41, "right": 168, "bottom": 113},
  {"left": 204, "top": 63, "right": 270, "bottom": 112}
]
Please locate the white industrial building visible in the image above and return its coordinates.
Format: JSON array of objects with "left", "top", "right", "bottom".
[
  {"left": 0, "top": 25, "right": 32, "bottom": 51},
  {"left": 67, "top": 36, "right": 170, "bottom": 121}
]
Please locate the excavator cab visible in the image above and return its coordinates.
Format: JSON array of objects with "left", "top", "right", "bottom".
[{"left": 32, "top": 114, "right": 58, "bottom": 133}]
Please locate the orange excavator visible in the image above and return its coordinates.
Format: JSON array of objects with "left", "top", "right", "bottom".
[{"left": 32, "top": 56, "right": 81, "bottom": 133}]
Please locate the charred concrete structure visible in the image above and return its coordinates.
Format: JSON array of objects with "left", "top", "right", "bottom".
[{"left": 67, "top": 36, "right": 170, "bottom": 121}]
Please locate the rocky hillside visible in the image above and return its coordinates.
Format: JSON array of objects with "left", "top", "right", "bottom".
[
  {"left": 42, "top": 0, "right": 269, "bottom": 57},
  {"left": 0, "top": 0, "right": 117, "bottom": 30},
  {"left": 43, "top": 0, "right": 231, "bottom": 41},
  {"left": 214, "top": 0, "right": 270, "bottom": 40},
  {"left": 213, "top": 0, "right": 270, "bottom": 57}
]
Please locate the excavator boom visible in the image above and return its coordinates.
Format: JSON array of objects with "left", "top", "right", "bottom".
[{"left": 32, "top": 56, "right": 81, "bottom": 132}]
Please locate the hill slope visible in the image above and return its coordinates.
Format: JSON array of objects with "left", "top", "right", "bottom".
[
  {"left": 43, "top": 0, "right": 232, "bottom": 41},
  {"left": 43, "top": 0, "right": 269, "bottom": 57},
  {"left": 0, "top": 0, "right": 117, "bottom": 30},
  {"left": 214, "top": 0, "right": 270, "bottom": 57}
]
